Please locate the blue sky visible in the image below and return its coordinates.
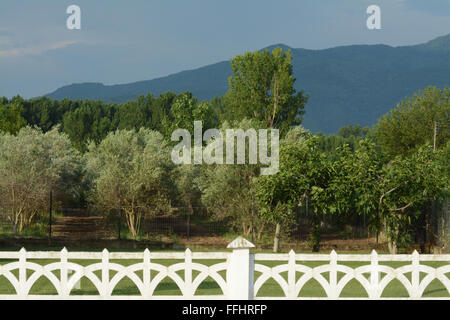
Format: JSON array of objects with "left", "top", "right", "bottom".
[{"left": 0, "top": 0, "right": 449, "bottom": 98}]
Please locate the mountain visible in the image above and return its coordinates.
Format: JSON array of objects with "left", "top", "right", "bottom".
[{"left": 45, "top": 34, "right": 450, "bottom": 134}]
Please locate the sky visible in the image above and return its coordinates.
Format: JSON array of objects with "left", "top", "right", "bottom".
[{"left": 0, "top": 0, "right": 449, "bottom": 98}]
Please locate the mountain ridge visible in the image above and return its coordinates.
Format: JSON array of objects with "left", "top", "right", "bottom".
[{"left": 45, "top": 34, "right": 450, "bottom": 134}]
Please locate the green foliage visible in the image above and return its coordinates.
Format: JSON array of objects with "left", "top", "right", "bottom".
[
  {"left": 162, "top": 91, "right": 215, "bottom": 139},
  {"left": 0, "top": 91, "right": 215, "bottom": 152},
  {"left": 337, "top": 125, "right": 370, "bottom": 139},
  {"left": 314, "top": 125, "right": 376, "bottom": 158},
  {"left": 378, "top": 143, "right": 449, "bottom": 251},
  {"left": 197, "top": 119, "right": 267, "bottom": 237},
  {"left": 257, "top": 129, "right": 333, "bottom": 251},
  {"left": 0, "top": 126, "right": 82, "bottom": 234},
  {"left": 0, "top": 99, "right": 27, "bottom": 134},
  {"left": 329, "top": 140, "right": 385, "bottom": 233},
  {"left": 376, "top": 86, "right": 449, "bottom": 156},
  {"left": 223, "top": 47, "right": 308, "bottom": 134},
  {"left": 62, "top": 100, "right": 117, "bottom": 151},
  {"left": 85, "top": 128, "right": 175, "bottom": 238}
]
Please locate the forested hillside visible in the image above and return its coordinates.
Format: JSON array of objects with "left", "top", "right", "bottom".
[{"left": 45, "top": 34, "right": 450, "bottom": 133}]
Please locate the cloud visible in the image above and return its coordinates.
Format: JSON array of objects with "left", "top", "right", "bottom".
[
  {"left": 0, "top": 40, "right": 78, "bottom": 58},
  {"left": 402, "top": 0, "right": 450, "bottom": 16},
  {"left": 0, "top": 30, "right": 14, "bottom": 37}
]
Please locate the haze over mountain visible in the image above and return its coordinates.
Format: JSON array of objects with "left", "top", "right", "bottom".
[{"left": 45, "top": 34, "right": 450, "bottom": 134}]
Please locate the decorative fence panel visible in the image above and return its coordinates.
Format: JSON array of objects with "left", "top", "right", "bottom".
[
  {"left": 253, "top": 250, "right": 450, "bottom": 299},
  {"left": 0, "top": 237, "right": 449, "bottom": 300}
]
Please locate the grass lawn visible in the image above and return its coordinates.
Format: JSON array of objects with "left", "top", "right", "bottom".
[{"left": 0, "top": 255, "right": 448, "bottom": 298}]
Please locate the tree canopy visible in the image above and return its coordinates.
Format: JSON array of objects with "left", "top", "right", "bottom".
[
  {"left": 223, "top": 47, "right": 308, "bottom": 135},
  {"left": 376, "top": 86, "right": 449, "bottom": 156}
]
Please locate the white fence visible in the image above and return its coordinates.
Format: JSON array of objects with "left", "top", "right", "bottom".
[{"left": 0, "top": 237, "right": 449, "bottom": 300}]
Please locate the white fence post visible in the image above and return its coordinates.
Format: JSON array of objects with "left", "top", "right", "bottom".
[
  {"left": 101, "top": 248, "right": 110, "bottom": 298},
  {"left": 329, "top": 250, "right": 338, "bottom": 298},
  {"left": 411, "top": 250, "right": 420, "bottom": 299},
  {"left": 143, "top": 248, "right": 151, "bottom": 298},
  {"left": 226, "top": 237, "right": 255, "bottom": 300},
  {"left": 184, "top": 248, "right": 193, "bottom": 298},
  {"left": 369, "top": 249, "right": 380, "bottom": 299},
  {"left": 60, "top": 247, "right": 69, "bottom": 297},
  {"left": 18, "top": 248, "right": 26, "bottom": 298},
  {"left": 287, "top": 250, "right": 296, "bottom": 299}
]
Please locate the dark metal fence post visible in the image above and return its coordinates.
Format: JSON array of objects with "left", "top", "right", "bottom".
[
  {"left": 48, "top": 190, "right": 53, "bottom": 244},
  {"left": 118, "top": 210, "right": 121, "bottom": 241}
]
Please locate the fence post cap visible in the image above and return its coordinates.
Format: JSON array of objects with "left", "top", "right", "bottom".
[{"left": 227, "top": 236, "right": 255, "bottom": 249}]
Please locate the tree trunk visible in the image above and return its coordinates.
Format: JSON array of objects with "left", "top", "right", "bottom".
[
  {"left": 257, "top": 224, "right": 265, "bottom": 240},
  {"left": 242, "top": 222, "right": 251, "bottom": 235},
  {"left": 273, "top": 223, "right": 281, "bottom": 253},
  {"left": 388, "top": 240, "right": 397, "bottom": 254},
  {"left": 13, "top": 223, "right": 17, "bottom": 237},
  {"left": 378, "top": 218, "right": 388, "bottom": 242},
  {"left": 125, "top": 209, "right": 138, "bottom": 239},
  {"left": 387, "top": 222, "right": 399, "bottom": 254}
]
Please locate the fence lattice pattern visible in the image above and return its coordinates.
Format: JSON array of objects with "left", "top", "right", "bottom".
[{"left": 0, "top": 242, "right": 449, "bottom": 299}]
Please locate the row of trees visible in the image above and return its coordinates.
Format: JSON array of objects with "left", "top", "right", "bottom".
[
  {"left": 0, "top": 92, "right": 217, "bottom": 152},
  {"left": 0, "top": 47, "right": 448, "bottom": 253}
]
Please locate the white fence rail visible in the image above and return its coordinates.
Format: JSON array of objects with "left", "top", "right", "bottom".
[{"left": 0, "top": 237, "right": 449, "bottom": 300}]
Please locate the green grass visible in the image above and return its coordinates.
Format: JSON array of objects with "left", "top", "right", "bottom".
[
  {"left": 0, "top": 212, "right": 64, "bottom": 239},
  {"left": 0, "top": 257, "right": 448, "bottom": 298}
]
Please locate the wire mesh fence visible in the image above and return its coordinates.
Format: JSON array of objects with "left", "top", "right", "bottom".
[
  {"left": 0, "top": 200, "right": 448, "bottom": 249},
  {"left": 0, "top": 206, "right": 230, "bottom": 241},
  {"left": 432, "top": 198, "right": 450, "bottom": 252}
]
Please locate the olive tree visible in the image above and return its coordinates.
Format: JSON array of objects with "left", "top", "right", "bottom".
[
  {"left": 197, "top": 119, "right": 269, "bottom": 239},
  {"left": 0, "top": 126, "right": 82, "bottom": 234},
  {"left": 86, "top": 128, "right": 174, "bottom": 238}
]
